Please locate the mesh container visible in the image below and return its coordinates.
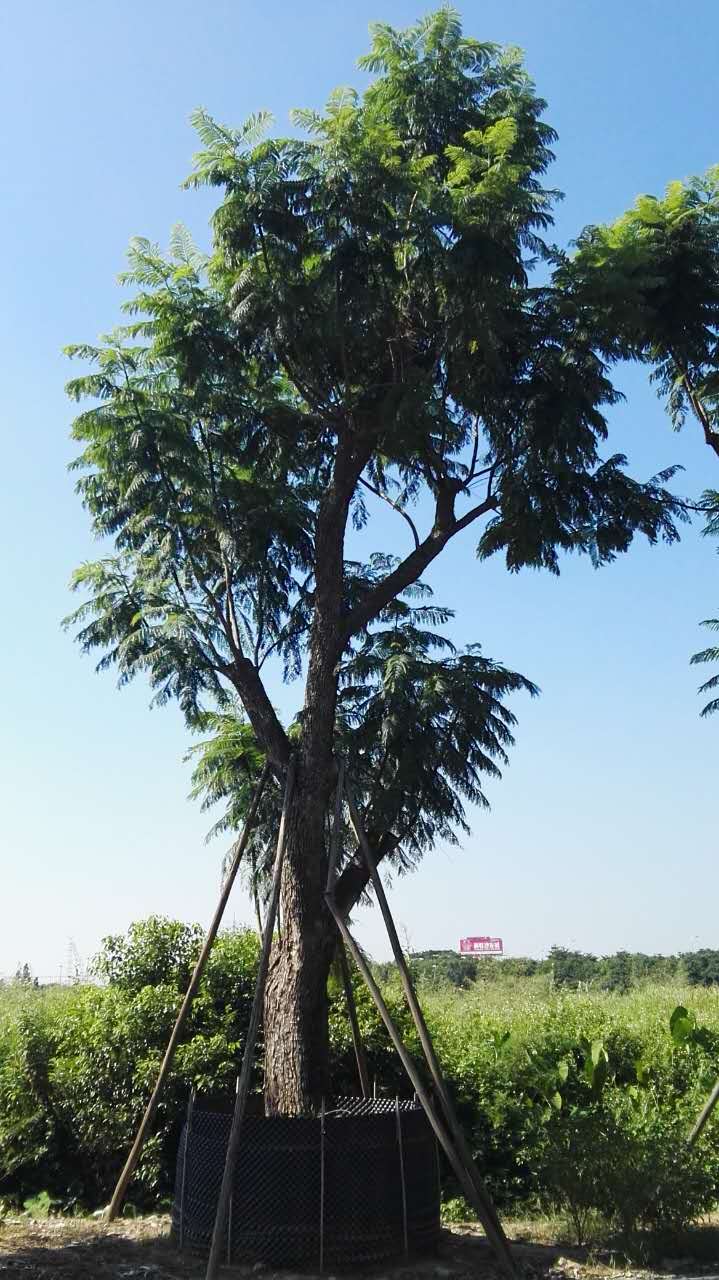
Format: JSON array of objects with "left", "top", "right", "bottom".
[{"left": 172, "top": 1096, "right": 441, "bottom": 1269}]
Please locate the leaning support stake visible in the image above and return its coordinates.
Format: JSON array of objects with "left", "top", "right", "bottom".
[
  {"left": 328, "top": 762, "right": 371, "bottom": 1098},
  {"left": 688, "top": 1077, "right": 719, "bottom": 1148},
  {"left": 339, "top": 944, "right": 371, "bottom": 1098},
  {"left": 323, "top": 860, "right": 514, "bottom": 1280},
  {"left": 332, "top": 778, "right": 514, "bottom": 1280},
  {"left": 178, "top": 1088, "right": 195, "bottom": 1252},
  {"left": 106, "top": 764, "right": 270, "bottom": 1222},
  {"left": 344, "top": 781, "right": 507, "bottom": 1240},
  {"left": 205, "top": 757, "right": 296, "bottom": 1280},
  {"left": 325, "top": 895, "right": 516, "bottom": 1280}
]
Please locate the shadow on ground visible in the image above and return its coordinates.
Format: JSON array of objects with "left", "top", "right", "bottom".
[
  {"left": 0, "top": 1217, "right": 197, "bottom": 1280},
  {"left": 4, "top": 1216, "right": 719, "bottom": 1280},
  {"left": 0, "top": 1218, "right": 571, "bottom": 1280}
]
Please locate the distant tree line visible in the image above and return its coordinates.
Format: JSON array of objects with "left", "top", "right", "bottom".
[{"left": 374, "top": 947, "right": 719, "bottom": 991}]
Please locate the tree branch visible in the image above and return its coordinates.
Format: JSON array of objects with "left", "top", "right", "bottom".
[
  {"left": 671, "top": 350, "right": 719, "bottom": 460},
  {"left": 226, "top": 655, "right": 291, "bottom": 773},
  {"left": 358, "top": 476, "right": 420, "bottom": 549},
  {"left": 342, "top": 488, "right": 498, "bottom": 640},
  {"left": 334, "top": 831, "right": 400, "bottom": 920}
]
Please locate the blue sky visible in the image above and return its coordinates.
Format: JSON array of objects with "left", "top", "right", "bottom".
[{"left": 1, "top": 1, "right": 718, "bottom": 978}]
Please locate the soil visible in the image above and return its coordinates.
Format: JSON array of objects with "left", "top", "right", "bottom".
[{"left": 1, "top": 1215, "right": 719, "bottom": 1280}]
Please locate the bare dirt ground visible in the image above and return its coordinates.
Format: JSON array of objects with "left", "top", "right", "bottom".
[{"left": 1, "top": 1215, "right": 719, "bottom": 1280}]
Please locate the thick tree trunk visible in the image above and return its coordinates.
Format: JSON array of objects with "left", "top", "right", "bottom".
[
  {"left": 263, "top": 768, "right": 336, "bottom": 1114},
  {"left": 263, "top": 442, "right": 366, "bottom": 1114}
]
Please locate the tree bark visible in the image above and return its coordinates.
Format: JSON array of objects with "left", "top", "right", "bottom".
[
  {"left": 263, "top": 770, "right": 336, "bottom": 1114},
  {"left": 262, "top": 433, "right": 373, "bottom": 1114}
]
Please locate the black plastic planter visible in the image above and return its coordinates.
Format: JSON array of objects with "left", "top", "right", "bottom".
[{"left": 172, "top": 1096, "right": 441, "bottom": 1269}]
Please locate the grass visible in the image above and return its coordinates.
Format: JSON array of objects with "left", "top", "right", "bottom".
[
  {"left": 421, "top": 977, "right": 719, "bottom": 1033},
  {"left": 416, "top": 977, "right": 719, "bottom": 1079}
]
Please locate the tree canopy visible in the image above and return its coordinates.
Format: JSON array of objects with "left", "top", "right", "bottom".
[
  {"left": 62, "top": 11, "right": 700, "bottom": 1081},
  {"left": 567, "top": 169, "right": 719, "bottom": 713},
  {"left": 66, "top": 10, "right": 682, "bottom": 788}
]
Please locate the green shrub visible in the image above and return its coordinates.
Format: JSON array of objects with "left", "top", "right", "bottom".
[
  {"left": 422, "top": 983, "right": 719, "bottom": 1235},
  {"left": 2, "top": 917, "right": 719, "bottom": 1241}
]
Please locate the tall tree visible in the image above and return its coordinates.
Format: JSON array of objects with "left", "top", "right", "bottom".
[
  {"left": 66, "top": 10, "right": 681, "bottom": 1113},
  {"left": 567, "top": 169, "right": 719, "bottom": 712}
]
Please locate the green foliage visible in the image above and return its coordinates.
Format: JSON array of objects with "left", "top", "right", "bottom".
[
  {"left": 549, "top": 946, "right": 598, "bottom": 989},
  {"left": 23, "top": 1189, "right": 55, "bottom": 1219},
  {"left": 2, "top": 924, "right": 719, "bottom": 1239},
  {"left": 375, "top": 947, "right": 685, "bottom": 994},
  {"left": 569, "top": 170, "right": 719, "bottom": 434},
  {"left": 423, "top": 980, "right": 719, "bottom": 1234},
  {"left": 92, "top": 917, "right": 204, "bottom": 993},
  {"left": 0, "top": 921, "right": 261, "bottom": 1207},
  {"left": 441, "top": 1194, "right": 476, "bottom": 1223},
  {"left": 65, "top": 8, "right": 682, "bottom": 796},
  {"left": 187, "top": 584, "right": 538, "bottom": 898},
  {"left": 567, "top": 169, "right": 719, "bottom": 713},
  {"left": 601, "top": 950, "right": 633, "bottom": 994},
  {"left": 682, "top": 949, "right": 719, "bottom": 987}
]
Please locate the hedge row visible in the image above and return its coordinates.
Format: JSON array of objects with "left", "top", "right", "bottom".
[{"left": 2, "top": 918, "right": 719, "bottom": 1244}]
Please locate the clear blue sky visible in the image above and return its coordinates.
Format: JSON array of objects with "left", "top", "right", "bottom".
[{"left": 2, "top": 1, "right": 718, "bottom": 978}]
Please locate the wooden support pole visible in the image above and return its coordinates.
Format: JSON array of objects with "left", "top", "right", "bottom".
[
  {"left": 205, "top": 758, "right": 296, "bottom": 1280},
  {"left": 177, "top": 1088, "right": 195, "bottom": 1251},
  {"left": 106, "top": 765, "right": 270, "bottom": 1222},
  {"left": 324, "top": 888, "right": 517, "bottom": 1280},
  {"left": 326, "top": 759, "right": 344, "bottom": 893},
  {"left": 326, "top": 763, "right": 370, "bottom": 1099},
  {"left": 688, "top": 1077, "right": 719, "bottom": 1148},
  {"left": 339, "top": 944, "right": 371, "bottom": 1099},
  {"left": 395, "top": 1096, "right": 409, "bottom": 1257},
  {"left": 343, "top": 780, "right": 513, "bottom": 1262}
]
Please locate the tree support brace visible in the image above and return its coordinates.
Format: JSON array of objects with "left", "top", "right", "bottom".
[
  {"left": 204, "top": 757, "right": 296, "bottom": 1280},
  {"left": 326, "top": 770, "right": 518, "bottom": 1280},
  {"left": 688, "top": 1077, "right": 719, "bottom": 1149},
  {"left": 106, "top": 764, "right": 270, "bottom": 1222}
]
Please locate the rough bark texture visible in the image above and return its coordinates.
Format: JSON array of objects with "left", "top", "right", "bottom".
[
  {"left": 262, "top": 437, "right": 376, "bottom": 1114},
  {"left": 263, "top": 769, "right": 336, "bottom": 1114}
]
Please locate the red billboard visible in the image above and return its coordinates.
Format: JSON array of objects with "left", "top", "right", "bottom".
[{"left": 459, "top": 936, "right": 503, "bottom": 955}]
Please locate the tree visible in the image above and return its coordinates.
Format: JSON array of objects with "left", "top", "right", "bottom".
[
  {"left": 548, "top": 947, "right": 599, "bottom": 989},
  {"left": 600, "top": 950, "right": 632, "bottom": 994},
  {"left": 567, "top": 170, "right": 719, "bottom": 713},
  {"left": 66, "top": 10, "right": 682, "bottom": 1114},
  {"left": 93, "top": 917, "right": 205, "bottom": 994},
  {"left": 683, "top": 949, "right": 719, "bottom": 987}
]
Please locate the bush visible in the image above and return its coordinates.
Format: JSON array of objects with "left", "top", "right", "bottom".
[
  {"left": 422, "top": 983, "right": 719, "bottom": 1238},
  {"left": 2, "top": 917, "right": 719, "bottom": 1242},
  {"left": 0, "top": 919, "right": 262, "bottom": 1208}
]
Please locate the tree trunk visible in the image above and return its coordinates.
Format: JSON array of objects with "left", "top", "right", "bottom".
[
  {"left": 263, "top": 768, "right": 336, "bottom": 1114},
  {"left": 263, "top": 452, "right": 359, "bottom": 1114}
]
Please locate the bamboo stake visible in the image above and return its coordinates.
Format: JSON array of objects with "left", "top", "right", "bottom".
[
  {"left": 319, "top": 1097, "right": 326, "bottom": 1273},
  {"left": 324, "top": 888, "right": 517, "bottom": 1280},
  {"left": 326, "top": 759, "right": 344, "bottom": 893},
  {"left": 205, "top": 757, "right": 296, "bottom": 1280},
  {"left": 344, "top": 780, "right": 512, "bottom": 1254},
  {"left": 338, "top": 944, "right": 371, "bottom": 1098},
  {"left": 326, "top": 764, "right": 370, "bottom": 1098},
  {"left": 177, "top": 1088, "right": 195, "bottom": 1251},
  {"left": 688, "top": 1077, "right": 719, "bottom": 1147},
  {"left": 395, "top": 1096, "right": 409, "bottom": 1257},
  {"left": 106, "top": 764, "right": 270, "bottom": 1222}
]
